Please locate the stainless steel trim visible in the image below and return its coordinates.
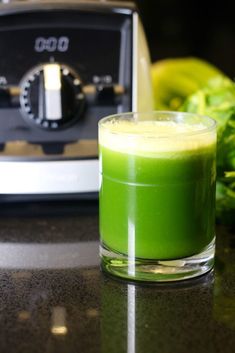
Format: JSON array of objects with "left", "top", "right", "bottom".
[
  {"left": 0, "top": 159, "right": 99, "bottom": 194},
  {"left": 0, "top": 240, "right": 99, "bottom": 269},
  {"left": 1, "top": 140, "right": 98, "bottom": 159},
  {"left": 117, "top": 17, "right": 130, "bottom": 114},
  {"left": 0, "top": 1, "right": 135, "bottom": 16},
  {"left": 132, "top": 11, "right": 138, "bottom": 111}
]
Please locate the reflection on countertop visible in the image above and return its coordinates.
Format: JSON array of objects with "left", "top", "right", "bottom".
[
  {"left": 0, "top": 202, "right": 234, "bottom": 353},
  {"left": 214, "top": 224, "right": 235, "bottom": 334},
  {"left": 102, "top": 272, "right": 215, "bottom": 353}
]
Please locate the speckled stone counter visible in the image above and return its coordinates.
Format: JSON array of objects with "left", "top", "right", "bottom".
[{"left": 0, "top": 201, "right": 234, "bottom": 353}]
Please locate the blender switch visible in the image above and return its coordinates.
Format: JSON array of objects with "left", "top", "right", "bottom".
[
  {"left": 83, "top": 84, "right": 124, "bottom": 105},
  {"left": 44, "top": 64, "right": 62, "bottom": 121},
  {"left": 0, "top": 86, "right": 20, "bottom": 108}
]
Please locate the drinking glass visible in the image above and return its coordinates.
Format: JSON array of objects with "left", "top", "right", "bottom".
[{"left": 99, "top": 111, "right": 216, "bottom": 282}]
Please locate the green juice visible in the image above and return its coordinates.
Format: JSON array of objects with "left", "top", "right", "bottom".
[{"left": 99, "top": 120, "right": 216, "bottom": 260}]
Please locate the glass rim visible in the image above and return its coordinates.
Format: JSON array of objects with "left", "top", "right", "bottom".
[{"left": 98, "top": 111, "right": 217, "bottom": 139}]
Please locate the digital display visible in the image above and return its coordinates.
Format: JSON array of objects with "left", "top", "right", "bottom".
[
  {"left": 0, "top": 27, "right": 121, "bottom": 85},
  {"left": 34, "top": 36, "right": 70, "bottom": 53}
]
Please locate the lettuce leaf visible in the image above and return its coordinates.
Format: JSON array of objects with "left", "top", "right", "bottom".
[{"left": 182, "top": 77, "right": 235, "bottom": 224}]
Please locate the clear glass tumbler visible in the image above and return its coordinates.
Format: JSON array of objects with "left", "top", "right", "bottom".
[{"left": 99, "top": 111, "right": 217, "bottom": 282}]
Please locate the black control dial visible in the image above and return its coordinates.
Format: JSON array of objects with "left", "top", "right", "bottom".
[{"left": 20, "top": 63, "right": 85, "bottom": 130}]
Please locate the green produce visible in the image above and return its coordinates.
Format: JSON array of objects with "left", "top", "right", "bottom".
[
  {"left": 152, "top": 58, "right": 235, "bottom": 224},
  {"left": 182, "top": 78, "right": 235, "bottom": 224},
  {"left": 151, "top": 57, "right": 224, "bottom": 110}
]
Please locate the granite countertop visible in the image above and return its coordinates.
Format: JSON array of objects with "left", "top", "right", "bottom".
[{"left": 0, "top": 201, "right": 235, "bottom": 353}]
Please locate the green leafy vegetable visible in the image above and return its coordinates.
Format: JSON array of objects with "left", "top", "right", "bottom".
[
  {"left": 151, "top": 57, "right": 235, "bottom": 224},
  {"left": 182, "top": 77, "right": 235, "bottom": 224}
]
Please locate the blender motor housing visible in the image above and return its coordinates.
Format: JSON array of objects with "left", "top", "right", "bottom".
[{"left": 0, "top": 0, "right": 153, "bottom": 201}]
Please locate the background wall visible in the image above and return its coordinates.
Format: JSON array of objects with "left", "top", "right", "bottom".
[{"left": 135, "top": 0, "right": 235, "bottom": 78}]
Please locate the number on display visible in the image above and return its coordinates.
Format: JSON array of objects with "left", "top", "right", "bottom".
[{"left": 34, "top": 37, "right": 69, "bottom": 52}]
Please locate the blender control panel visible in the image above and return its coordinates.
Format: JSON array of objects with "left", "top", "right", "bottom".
[{"left": 0, "top": 9, "right": 132, "bottom": 143}]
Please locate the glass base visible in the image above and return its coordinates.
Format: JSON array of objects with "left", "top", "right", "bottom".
[{"left": 100, "top": 238, "right": 215, "bottom": 282}]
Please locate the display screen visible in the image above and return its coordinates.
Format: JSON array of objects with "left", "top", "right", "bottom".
[{"left": 0, "top": 27, "right": 121, "bottom": 85}]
